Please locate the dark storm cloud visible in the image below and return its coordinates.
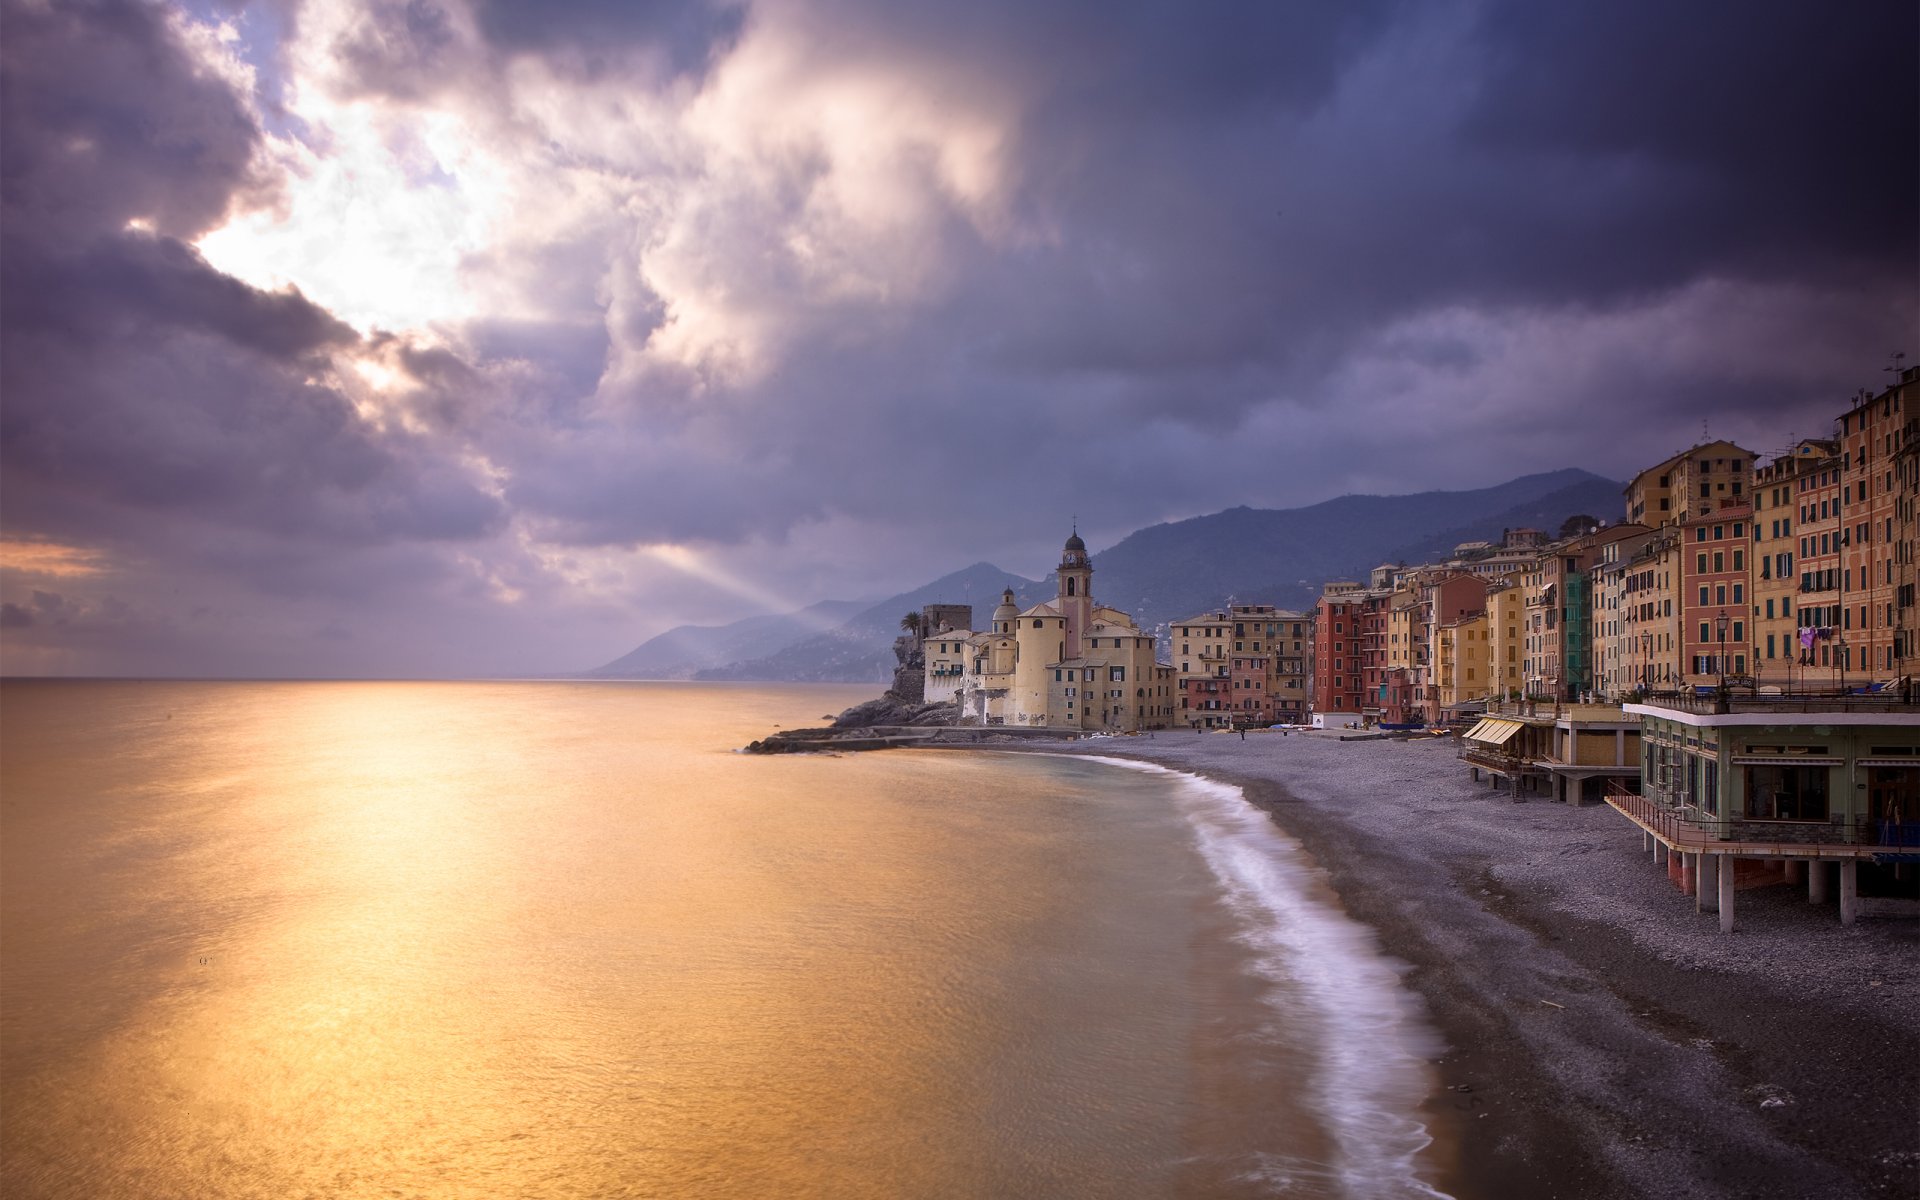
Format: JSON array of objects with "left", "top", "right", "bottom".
[
  {"left": 5, "top": 233, "right": 355, "bottom": 357},
  {"left": 944, "top": 0, "right": 1916, "bottom": 395},
  {"left": 1466, "top": 0, "right": 1917, "bottom": 277},
  {"left": 4, "top": 0, "right": 1915, "bottom": 677},
  {"left": 469, "top": 0, "right": 743, "bottom": 77},
  {"left": 1, "top": 0, "right": 505, "bottom": 582},
  {"left": 0, "top": 0, "right": 264, "bottom": 240}
]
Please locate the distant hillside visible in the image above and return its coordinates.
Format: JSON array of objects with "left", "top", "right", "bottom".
[
  {"left": 693, "top": 562, "right": 1048, "bottom": 683},
  {"left": 588, "top": 596, "right": 874, "bottom": 679},
  {"left": 1086, "top": 468, "right": 1623, "bottom": 629},
  {"left": 591, "top": 468, "right": 1624, "bottom": 682}
]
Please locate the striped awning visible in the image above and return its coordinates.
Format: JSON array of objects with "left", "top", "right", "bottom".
[
  {"left": 1464, "top": 718, "right": 1524, "bottom": 745},
  {"left": 1731, "top": 756, "right": 1842, "bottom": 766},
  {"left": 1859, "top": 759, "right": 1920, "bottom": 769}
]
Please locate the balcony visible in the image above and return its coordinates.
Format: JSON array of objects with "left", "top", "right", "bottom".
[
  {"left": 1628, "top": 689, "right": 1918, "bottom": 717},
  {"left": 1605, "top": 787, "right": 1920, "bottom": 856}
]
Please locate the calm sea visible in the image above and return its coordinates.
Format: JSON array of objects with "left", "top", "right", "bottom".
[{"left": 0, "top": 680, "right": 1448, "bottom": 1199}]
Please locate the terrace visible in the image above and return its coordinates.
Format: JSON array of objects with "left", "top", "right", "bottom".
[
  {"left": 1628, "top": 683, "right": 1912, "bottom": 710},
  {"left": 1604, "top": 786, "right": 1920, "bottom": 857}
]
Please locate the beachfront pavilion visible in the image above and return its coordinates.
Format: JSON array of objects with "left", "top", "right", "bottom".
[
  {"left": 1606, "top": 693, "right": 1920, "bottom": 932},
  {"left": 1458, "top": 702, "right": 1642, "bottom": 803}
]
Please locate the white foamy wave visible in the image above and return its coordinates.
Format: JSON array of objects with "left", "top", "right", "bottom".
[{"left": 1080, "top": 757, "right": 1451, "bottom": 1200}]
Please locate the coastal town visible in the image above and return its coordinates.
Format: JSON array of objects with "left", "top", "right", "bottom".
[{"left": 894, "top": 365, "right": 1920, "bottom": 935}]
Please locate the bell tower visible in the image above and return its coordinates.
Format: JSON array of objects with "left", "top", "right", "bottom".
[{"left": 1058, "top": 526, "right": 1092, "bottom": 660}]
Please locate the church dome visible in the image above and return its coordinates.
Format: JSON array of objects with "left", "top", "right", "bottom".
[{"left": 1064, "top": 531, "right": 1086, "bottom": 553}]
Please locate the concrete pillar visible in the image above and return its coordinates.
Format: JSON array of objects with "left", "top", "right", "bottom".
[
  {"left": 1698, "top": 854, "right": 1719, "bottom": 913},
  {"left": 1667, "top": 850, "right": 1684, "bottom": 887},
  {"left": 1809, "top": 860, "right": 1829, "bottom": 904},
  {"left": 1680, "top": 853, "right": 1696, "bottom": 896},
  {"left": 1719, "top": 857, "right": 1736, "bottom": 933},
  {"left": 1654, "top": 838, "right": 1665, "bottom": 865},
  {"left": 1839, "top": 861, "right": 1858, "bottom": 927},
  {"left": 1782, "top": 859, "right": 1803, "bottom": 884}
]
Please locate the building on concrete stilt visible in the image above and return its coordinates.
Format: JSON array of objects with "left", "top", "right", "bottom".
[{"left": 1602, "top": 692, "right": 1920, "bottom": 932}]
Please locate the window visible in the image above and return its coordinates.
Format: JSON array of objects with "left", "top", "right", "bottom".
[{"left": 1745, "top": 764, "right": 1829, "bottom": 821}]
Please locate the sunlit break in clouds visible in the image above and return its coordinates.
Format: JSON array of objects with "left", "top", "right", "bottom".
[{"left": 1, "top": 0, "right": 1913, "bottom": 677}]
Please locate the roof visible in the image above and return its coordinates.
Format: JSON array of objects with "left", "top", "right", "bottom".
[
  {"left": 1463, "top": 717, "right": 1525, "bottom": 745},
  {"left": 1017, "top": 602, "right": 1061, "bottom": 618}
]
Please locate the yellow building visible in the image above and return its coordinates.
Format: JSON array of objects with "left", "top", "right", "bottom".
[
  {"left": 951, "top": 533, "right": 1172, "bottom": 730},
  {"left": 1752, "top": 440, "right": 1835, "bottom": 687},
  {"left": 1589, "top": 529, "right": 1658, "bottom": 698},
  {"left": 1615, "top": 529, "right": 1683, "bottom": 692},
  {"left": 1624, "top": 439, "right": 1757, "bottom": 527},
  {"left": 1486, "top": 579, "right": 1526, "bottom": 700},
  {"left": 1433, "top": 612, "right": 1492, "bottom": 716}
]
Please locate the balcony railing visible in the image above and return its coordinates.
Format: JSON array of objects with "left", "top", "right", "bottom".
[
  {"left": 1606, "top": 786, "right": 1920, "bottom": 851},
  {"left": 1629, "top": 689, "right": 1918, "bottom": 715}
]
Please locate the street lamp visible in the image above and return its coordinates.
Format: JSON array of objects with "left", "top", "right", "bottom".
[{"left": 1715, "top": 609, "right": 1730, "bottom": 712}]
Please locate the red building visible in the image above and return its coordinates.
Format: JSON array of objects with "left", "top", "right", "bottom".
[
  {"left": 1311, "top": 585, "right": 1388, "bottom": 719},
  {"left": 1680, "top": 502, "right": 1755, "bottom": 688}
]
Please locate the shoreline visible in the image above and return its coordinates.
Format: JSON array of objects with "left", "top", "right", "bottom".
[{"left": 947, "top": 731, "right": 1916, "bottom": 1200}]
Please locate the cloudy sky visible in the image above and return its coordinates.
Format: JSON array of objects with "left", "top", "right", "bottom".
[{"left": 2, "top": 0, "right": 1913, "bottom": 676}]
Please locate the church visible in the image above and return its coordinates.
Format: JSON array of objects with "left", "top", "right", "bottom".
[{"left": 922, "top": 531, "right": 1177, "bottom": 731}]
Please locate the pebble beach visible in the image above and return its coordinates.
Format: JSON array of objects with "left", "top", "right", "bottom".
[{"left": 1007, "top": 731, "right": 1918, "bottom": 1200}]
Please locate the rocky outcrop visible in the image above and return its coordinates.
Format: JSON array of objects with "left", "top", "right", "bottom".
[{"left": 887, "top": 633, "right": 926, "bottom": 704}]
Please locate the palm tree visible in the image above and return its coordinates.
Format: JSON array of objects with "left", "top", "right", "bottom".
[{"left": 900, "top": 612, "right": 923, "bottom": 638}]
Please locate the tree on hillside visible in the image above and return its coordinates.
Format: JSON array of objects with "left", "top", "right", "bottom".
[
  {"left": 1559, "top": 513, "right": 1601, "bottom": 539},
  {"left": 899, "top": 612, "right": 922, "bottom": 637}
]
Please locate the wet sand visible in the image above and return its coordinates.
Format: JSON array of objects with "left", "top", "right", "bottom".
[{"left": 994, "top": 731, "right": 1918, "bottom": 1200}]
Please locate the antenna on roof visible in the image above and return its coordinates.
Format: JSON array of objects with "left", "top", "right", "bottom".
[{"left": 1888, "top": 351, "right": 1907, "bottom": 380}]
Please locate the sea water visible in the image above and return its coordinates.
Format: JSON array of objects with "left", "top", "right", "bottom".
[{"left": 0, "top": 680, "right": 1448, "bottom": 1198}]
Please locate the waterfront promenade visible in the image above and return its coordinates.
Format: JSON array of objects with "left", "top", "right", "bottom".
[{"left": 1002, "top": 732, "right": 1916, "bottom": 1200}]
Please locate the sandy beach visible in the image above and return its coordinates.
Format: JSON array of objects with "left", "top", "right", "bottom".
[{"left": 988, "top": 731, "right": 1917, "bottom": 1200}]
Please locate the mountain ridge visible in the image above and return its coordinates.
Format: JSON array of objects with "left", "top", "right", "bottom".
[{"left": 591, "top": 468, "right": 1624, "bottom": 681}]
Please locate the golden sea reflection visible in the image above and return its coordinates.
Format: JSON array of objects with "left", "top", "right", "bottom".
[{"left": 0, "top": 681, "right": 1400, "bottom": 1199}]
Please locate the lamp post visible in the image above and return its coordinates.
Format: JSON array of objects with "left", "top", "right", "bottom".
[{"left": 1715, "top": 609, "right": 1730, "bottom": 713}]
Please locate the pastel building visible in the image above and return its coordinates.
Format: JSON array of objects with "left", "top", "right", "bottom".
[
  {"left": 1173, "top": 604, "right": 1308, "bottom": 727},
  {"left": 1609, "top": 693, "right": 1919, "bottom": 931},
  {"left": 1752, "top": 441, "right": 1832, "bottom": 688},
  {"left": 1310, "top": 583, "right": 1387, "bottom": 722},
  {"left": 1838, "top": 379, "right": 1908, "bottom": 681},
  {"left": 944, "top": 532, "right": 1173, "bottom": 730},
  {"left": 1431, "top": 612, "right": 1492, "bottom": 718}
]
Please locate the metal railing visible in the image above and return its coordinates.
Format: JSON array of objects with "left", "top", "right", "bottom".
[
  {"left": 1630, "top": 689, "right": 1918, "bottom": 715},
  {"left": 1605, "top": 785, "right": 1920, "bottom": 850}
]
